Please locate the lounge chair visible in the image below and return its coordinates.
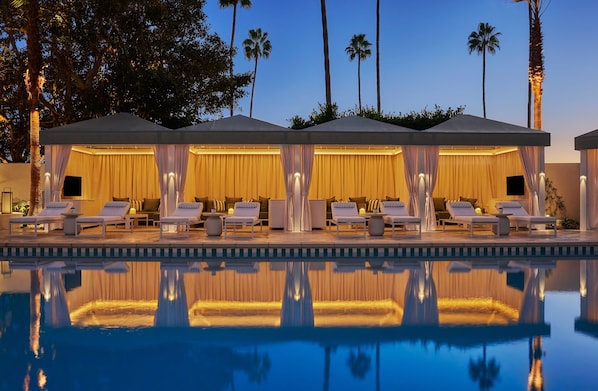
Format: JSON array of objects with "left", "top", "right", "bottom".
[
  {"left": 223, "top": 202, "right": 263, "bottom": 238},
  {"left": 159, "top": 202, "right": 203, "bottom": 239},
  {"left": 8, "top": 201, "right": 74, "bottom": 237},
  {"left": 495, "top": 201, "right": 557, "bottom": 236},
  {"left": 330, "top": 201, "right": 366, "bottom": 238},
  {"left": 380, "top": 201, "right": 422, "bottom": 238},
  {"left": 444, "top": 201, "right": 499, "bottom": 237},
  {"left": 75, "top": 201, "right": 130, "bottom": 238}
]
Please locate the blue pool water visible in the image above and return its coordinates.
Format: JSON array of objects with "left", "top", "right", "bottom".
[{"left": 1, "top": 259, "right": 597, "bottom": 390}]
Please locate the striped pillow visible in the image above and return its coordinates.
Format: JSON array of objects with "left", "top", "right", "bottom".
[
  {"left": 367, "top": 199, "right": 380, "bottom": 212},
  {"left": 131, "top": 199, "right": 143, "bottom": 212},
  {"left": 213, "top": 199, "right": 226, "bottom": 212}
]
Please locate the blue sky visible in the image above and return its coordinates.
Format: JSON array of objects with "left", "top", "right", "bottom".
[{"left": 204, "top": 0, "right": 598, "bottom": 163}]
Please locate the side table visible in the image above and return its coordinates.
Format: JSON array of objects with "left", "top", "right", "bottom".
[
  {"left": 492, "top": 213, "right": 512, "bottom": 236},
  {"left": 366, "top": 213, "right": 386, "bottom": 237},
  {"left": 204, "top": 212, "right": 225, "bottom": 236},
  {"left": 61, "top": 211, "right": 82, "bottom": 235}
]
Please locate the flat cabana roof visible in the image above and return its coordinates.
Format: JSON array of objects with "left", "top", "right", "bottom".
[
  {"left": 40, "top": 112, "right": 550, "bottom": 147},
  {"left": 575, "top": 129, "right": 598, "bottom": 150}
]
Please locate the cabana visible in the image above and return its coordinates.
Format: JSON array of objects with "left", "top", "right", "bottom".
[
  {"left": 40, "top": 113, "right": 550, "bottom": 232},
  {"left": 575, "top": 129, "right": 598, "bottom": 230}
]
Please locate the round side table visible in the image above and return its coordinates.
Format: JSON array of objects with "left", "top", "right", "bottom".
[
  {"left": 204, "top": 212, "right": 225, "bottom": 236},
  {"left": 366, "top": 213, "right": 386, "bottom": 237}
]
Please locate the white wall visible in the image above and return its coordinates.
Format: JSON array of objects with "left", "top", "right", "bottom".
[{"left": 0, "top": 163, "right": 44, "bottom": 203}]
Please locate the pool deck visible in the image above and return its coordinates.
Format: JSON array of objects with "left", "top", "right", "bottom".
[{"left": 3, "top": 224, "right": 598, "bottom": 264}]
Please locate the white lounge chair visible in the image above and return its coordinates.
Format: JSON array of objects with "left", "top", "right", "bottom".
[
  {"left": 75, "top": 201, "right": 130, "bottom": 238},
  {"left": 223, "top": 202, "right": 263, "bottom": 238},
  {"left": 495, "top": 201, "right": 557, "bottom": 236},
  {"left": 445, "top": 201, "right": 499, "bottom": 237},
  {"left": 330, "top": 201, "right": 366, "bottom": 238},
  {"left": 8, "top": 201, "right": 74, "bottom": 237},
  {"left": 380, "top": 201, "right": 422, "bottom": 238},
  {"left": 159, "top": 202, "right": 203, "bottom": 239}
]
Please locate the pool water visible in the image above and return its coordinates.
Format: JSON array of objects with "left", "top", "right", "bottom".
[{"left": 1, "top": 259, "right": 597, "bottom": 390}]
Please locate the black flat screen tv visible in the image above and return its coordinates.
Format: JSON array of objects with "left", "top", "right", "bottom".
[
  {"left": 506, "top": 175, "right": 525, "bottom": 196},
  {"left": 63, "top": 175, "right": 82, "bottom": 197}
]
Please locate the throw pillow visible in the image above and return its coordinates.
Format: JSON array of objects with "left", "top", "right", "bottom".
[
  {"left": 433, "top": 197, "right": 446, "bottom": 212},
  {"left": 213, "top": 199, "right": 226, "bottom": 212},
  {"left": 367, "top": 199, "right": 380, "bottom": 212},
  {"left": 325, "top": 196, "right": 336, "bottom": 213},
  {"left": 112, "top": 196, "right": 130, "bottom": 202},
  {"left": 225, "top": 196, "right": 242, "bottom": 210},
  {"left": 194, "top": 196, "right": 210, "bottom": 212},
  {"left": 349, "top": 196, "right": 367, "bottom": 204},
  {"left": 131, "top": 199, "right": 143, "bottom": 212},
  {"left": 142, "top": 198, "right": 160, "bottom": 212},
  {"left": 459, "top": 196, "right": 478, "bottom": 208},
  {"left": 386, "top": 196, "right": 400, "bottom": 201},
  {"left": 258, "top": 195, "right": 270, "bottom": 213}
]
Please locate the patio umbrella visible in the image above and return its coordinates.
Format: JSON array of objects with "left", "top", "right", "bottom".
[
  {"left": 280, "top": 262, "right": 314, "bottom": 327},
  {"left": 42, "top": 266, "right": 71, "bottom": 327},
  {"left": 402, "top": 261, "right": 439, "bottom": 325},
  {"left": 154, "top": 268, "right": 189, "bottom": 327}
]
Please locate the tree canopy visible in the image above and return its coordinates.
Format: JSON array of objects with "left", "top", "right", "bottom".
[{"left": 0, "top": 0, "right": 251, "bottom": 162}]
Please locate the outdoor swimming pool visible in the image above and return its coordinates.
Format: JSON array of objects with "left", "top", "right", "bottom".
[{"left": 1, "top": 258, "right": 597, "bottom": 390}]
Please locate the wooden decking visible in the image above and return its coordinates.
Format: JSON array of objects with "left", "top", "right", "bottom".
[{"left": 2, "top": 224, "right": 598, "bottom": 264}]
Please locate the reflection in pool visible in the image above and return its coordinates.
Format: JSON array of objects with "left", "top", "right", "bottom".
[{"left": 1, "top": 259, "right": 597, "bottom": 390}]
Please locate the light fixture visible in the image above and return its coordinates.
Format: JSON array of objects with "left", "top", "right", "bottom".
[{"left": 1, "top": 187, "right": 12, "bottom": 214}]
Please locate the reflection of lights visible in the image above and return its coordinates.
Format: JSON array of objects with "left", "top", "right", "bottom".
[
  {"left": 38, "top": 369, "right": 47, "bottom": 389},
  {"left": 580, "top": 175, "right": 587, "bottom": 181},
  {"left": 580, "top": 287, "right": 587, "bottom": 297}
]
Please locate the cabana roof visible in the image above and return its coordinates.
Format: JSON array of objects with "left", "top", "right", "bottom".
[
  {"left": 40, "top": 112, "right": 550, "bottom": 148},
  {"left": 574, "top": 129, "right": 598, "bottom": 150}
]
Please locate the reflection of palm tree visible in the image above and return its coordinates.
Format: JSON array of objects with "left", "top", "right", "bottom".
[
  {"left": 323, "top": 346, "right": 331, "bottom": 391},
  {"left": 245, "top": 346, "right": 271, "bottom": 384},
  {"left": 347, "top": 346, "right": 371, "bottom": 380},
  {"left": 469, "top": 343, "right": 500, "bottom": 390}
]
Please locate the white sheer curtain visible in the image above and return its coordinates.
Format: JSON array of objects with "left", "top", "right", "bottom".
[
  {"left": 280, "top": 145, "right": 296, "bottom": 231},
  {"left": 300, "top": 145, "right": 314, "bottom": 231},
  {"left": 48, "top": 145, "right": 72, "bottom": 202},
  {"left": 153, "top": 145, "right": 172, "bottom": 217},
  {"left": 42, "top": 270, "right": 71, "bottom": 327},
  {"left": 280, "top": 262, "right": 314, "bottom": 327},
  {"left": 174, "top": 145, "right": 189, "bottom": 205},
  {"left": 423, "top": 146, "right": 439, "bottom": 231},
  {"left": 155, "top": 269, "right": 190, "bottom": 327},
  {"left": 402, "top": 146, "right": 419, "bottom": 217},
  {"left": 588, "top": 149, "right": 598, "bottom": 228},
  {"left": 519, "top": 146, "right": 540, "bottom": 216}
]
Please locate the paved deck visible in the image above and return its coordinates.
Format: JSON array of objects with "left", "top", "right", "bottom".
[{"left": 3, "top": 224, "right": 598, "bottom": 264}]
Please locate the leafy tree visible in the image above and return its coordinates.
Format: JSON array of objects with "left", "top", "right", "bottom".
[
  {"left": 345, "top": 33, "right": 372, "bottom": 112},
  {"left": 468, "top": 22, "right": 501, "bottom": 119},
  {"left": 346, "top": 346, "right": 371, "bottom": 380},
  {"left": 219, "top": 0, "right": 252, "bottom": 116},
  {"left": 243, "top": 28, "right": 271, "bottom": 118},
  {"left": 320, "top": 0, "right": 331, "bottom": 106},
  {"left": 289, "top": 102, "right": 340, "bottom": 129},
  {"left": 469, "top": 344, "right": 500, "bottom": 390}
]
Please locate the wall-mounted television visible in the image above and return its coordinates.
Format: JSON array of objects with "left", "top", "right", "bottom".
[
  {"left": 506, "top": 175, "right": 525, "bottom": 196},
  {"left": 62, "top": 175, "right": 82, "bottom": 197}
]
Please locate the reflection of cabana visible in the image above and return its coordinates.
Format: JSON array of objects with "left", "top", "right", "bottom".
[
  {"left": 40, "top": 113, "right": 550, "bottom": 231},
  {"left": 576, "top": 260, "right": 598, "bottom": 337},
  {"left": 575, "top": 130, "right": 598, "bottom": 230},
  {"left": 280, "top": 262, "right": 314, "bottom": 327}
]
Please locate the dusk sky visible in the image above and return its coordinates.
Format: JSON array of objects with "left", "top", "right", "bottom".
[{"left": 204, "top": 0, "right": 598, "bottom": 163}]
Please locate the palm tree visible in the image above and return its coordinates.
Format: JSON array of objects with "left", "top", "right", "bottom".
[
  {"left": 467, "top": 22, "right": 501, "bottom": 119},
  {"left": 12, "top": 0, "right": 43, "bottom": 216},
  {"left": 219, "top": 0, "right": 252, "bottom": 116},
  {"left": 375, "top": 0, "right": 381, "bottom": 113},
  {"left": 320, "top": 0, "right": 332, "bottom": 106},
  {"left": 515, "top": 0, "right": 546, "bottom": 130},
  {"left": 243, "top": 28, "right": 271, "bottom": 118},
  {"left": 345, "top": 33, "right": 372, "bottom": 112}
]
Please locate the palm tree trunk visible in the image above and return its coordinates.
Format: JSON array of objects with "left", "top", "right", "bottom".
[
  {"left": 26, "top": 0, "right": 42, "bottom": 216},
  {"left": 526, "top": 1, "right": 532, "bottom": 128},
  {"left": 532, "top": 80, "right": 542, "bottom": 130},
  {"left": 229, "top": 3, "right": 238, "bottom": 116},
  {"left": 482, "top": 49, "right": 487, "bottom": 118},
  {"left": 320, "top": 0, "right": 332, "bottom": 105},
  {"left": 357, "top": 58, "right": 362, "bottom": 112},
  {"left": 376, "top": 0, "right": 381, "bottom": 113},
  {"left": 250, "top": 57, "right": 258, "bottom": 118}
]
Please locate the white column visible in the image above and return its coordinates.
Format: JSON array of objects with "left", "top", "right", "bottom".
[
  {"left": 538, "top": 147, "right": 546, "bottom": 218},
  {"left": 580, "top": 150, "right": 588, "bottom": 231}
]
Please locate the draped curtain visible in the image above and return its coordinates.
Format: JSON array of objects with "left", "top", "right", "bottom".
[
  {"left": 280, "top": 262, "right": 314, "bottom": 327},
  {"left": 155, "top": 269, "right": 190, "bottom": 327},
  {"left": 280, "top": 145, "right": 296, "bottom": 231},
  {"left": 519, "top": 146, "right": 541, "bottom": 216},
  {"left": 174, "top": 145, "right": 190, "bottom": 205},
  {"left": 402, "top": 146, "right": 419, "bottom": 217},
  {"left": 42, "top": 270, "right": 71, "bottom": 327},
  {"left": 588, "top": 149, "right": 598, "bottom": 228},
  {"left": 153, "top": 145, "right": 172, "bottom": 217},
  {"left": 300, "top": 145, "right": 315, "bottom": 231},
  {"left": 48, "top": 145, "right": 72, "bottom": 202},
  {"left": 423, "top": 146, "right": 439, "bottom": 230}
]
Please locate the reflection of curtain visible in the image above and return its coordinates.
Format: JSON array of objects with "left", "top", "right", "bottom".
[
  {"left": 402, "top": 262, "right": 438, "bottom": 325},
  {"left": 588, "top": 150, "right": 598, "bottom": 228},
  {"left": 300, "top": 146, "right": 314, "bottom": 231},
  {"left": 155, "top": 269, "right": 190, "bottom": 327},
  {"left": 154, "top": 145, "right": 172, "bottom": 217},
  {"left": 519, "top": 146, "right": 540, "bottom": 216},
  {"left": 280, "top": 262, "right": 314, "bottom": 327},
  {"left": 174, "top": 145, "right": 189, "bottom": 205},
  {"left": 423, "top": 147, "right": 439, "bottom": 230},
  {"left": 48, "top": 145, "right": 72, "bottom": 202},
  {"left": 519, "top": 268, "right": 544, "bottom": 324},
  {"left": 280, "top": 145, "right": 296, "bottom": 231},
  {"left": 42, "top": 271, "right": 71, "bottom": 327},
  {"left": 402, "top": 146, "right": 419, "bottom": 217}
]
